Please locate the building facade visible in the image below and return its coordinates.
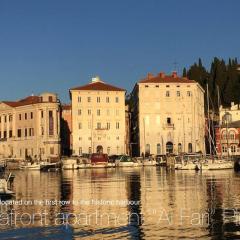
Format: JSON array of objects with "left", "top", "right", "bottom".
[
  {"left": 215, "top": 103, "right": 240, "bottom": 156},
  {"left": 60, "top": 104, "right": 72, "bottom": 156},
  {"left": 70, "top": 77, "right": 126, "bottom": 156},
  {"left": 130, "top": 71, "right": 205, "bottom": 156},
  {"left": 0, "top": 92, "right": 61, "bottom": 160}
]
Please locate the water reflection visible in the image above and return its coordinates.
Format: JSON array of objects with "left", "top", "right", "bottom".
[{"left": 0, "top": 168, "right": 239, "bottom": 239}]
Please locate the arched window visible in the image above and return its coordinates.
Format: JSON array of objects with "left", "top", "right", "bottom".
[
  {"left": 178, "top": 143, "right": 182, "bottom": 153},
  {"left": 188, "top": 143, "right": 192, "bottom": 153},
  {"left": 157, "top": 144, "right": 161, "bottom": 155},
  {"left": 166, "top": 142, "right": 173, "bottom": 154},
  {"left": 231, "top": 145, "right": 236, "bottom": 153}
]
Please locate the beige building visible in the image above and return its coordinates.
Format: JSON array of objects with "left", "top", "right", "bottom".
[
  {"left": 0, "top": 92, "right": 61, "bottom": 160},
  {"left": 130, "top": 71, "right": 205, "bottom": 156},
  {"left": 70, "top": 76, "right": 126, "bottom": 156}
]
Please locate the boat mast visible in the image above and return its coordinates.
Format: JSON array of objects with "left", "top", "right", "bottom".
[
  {"left": 207, "top": 84, "right": 212, "bottom": 155},
  {"left": 217, "top": 85, "right": 222, "bottom": 157}
]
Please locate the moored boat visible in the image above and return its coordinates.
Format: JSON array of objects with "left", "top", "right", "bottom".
[
  {"left": 19, "top": 162, "right": 42, "bottom": 170},
  {"left": 115, "top": 155, "right": 139, "bottom": 167}
]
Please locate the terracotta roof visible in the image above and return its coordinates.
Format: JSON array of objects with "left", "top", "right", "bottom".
[
  {"left": 70, "top": 81, "right": 125, "bottom": 92},
  {"left": 139, "top": 71, "right": 196, "bottom": 84},
  {"left": 2, "top": 96, "right": 41, "bottom": 108},
  {"left": 62, "top": 104, "right": 71, "bottom": 110}
]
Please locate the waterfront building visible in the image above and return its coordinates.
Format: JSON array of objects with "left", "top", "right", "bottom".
[
  {"left": 130, "top": 71, "right": 205, "bottom": 156},
  {"left": 0, "top": 93, "right": 61, "bottom": 160},
  {"left": 60, "top": 104, "right": 72, "bottom": 156},
  {"left": 70, "top": 76, "right": 126, "bottom": 155},
  {"left": 215, "top": 103, "right": 240, "bottom": 156}
]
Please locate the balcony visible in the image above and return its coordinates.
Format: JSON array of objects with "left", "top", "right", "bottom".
[
  {"left": 164, "top": 123, "right": 175, "bottom": 130},
  {"left": 220, "top": 139, "right": 239, "bottom": 144}
]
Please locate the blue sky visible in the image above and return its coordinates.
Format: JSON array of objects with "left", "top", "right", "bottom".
[{"left": 0, "top": 0, "right": 239, "bottom": 103}]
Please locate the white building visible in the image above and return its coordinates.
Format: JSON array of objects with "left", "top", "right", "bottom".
[
  {"left": 0, "top": 93, "right": 61, "bottom": 160},
  {"left": 70, "top": 76, "right": 126, "bottom": 156},
  {"left": 130, "top": 71, "right": 205, "bottom": 156}
]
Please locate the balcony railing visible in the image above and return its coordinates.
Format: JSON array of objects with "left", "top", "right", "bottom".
[
  {"left": 220, "top": 139, "right": 239, "bottom": 144},
  {"left": 164, "top": 123, "right": 175, "bottom": 129}
]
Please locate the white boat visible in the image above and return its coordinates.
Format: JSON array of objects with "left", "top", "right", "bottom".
[
  {"left": 200, "top": 160, "right": 233, "bottom": 170},
  {"left": 175, "top": 162, "right": 200, "bottom": 170},
  {"left": 19, "top": 162, "right": 42, "bottom": 170},
  {"left": 142, "top": 159, "right": 157, "bottom": 166},
  {"left": 115, "top": 155, "right": 139, "bottom": 167}
]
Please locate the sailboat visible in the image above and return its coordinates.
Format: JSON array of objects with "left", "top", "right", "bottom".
[{"left": 200, "top": 84, "right": 234, "bottom": 170}]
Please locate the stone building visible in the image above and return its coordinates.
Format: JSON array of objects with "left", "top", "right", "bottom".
[
  {"left": 130, "top": 71, "right": 205, "bottom": 156},
  {"left": 0, "top": 92, "right": 61, "bottom": 160},
  {"left": 215, "top": 103, "right": 240, "bottom": 156},
  {"left": 70, "top": 76, "right": 126, "bottom": 156}
]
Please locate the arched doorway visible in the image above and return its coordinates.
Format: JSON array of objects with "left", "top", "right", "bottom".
[
  {"left": 166, "top": 142, "right": 173, "bottom": 154},
  {"left": 96, "top": 145, "right": 103, "bottom": 154}
]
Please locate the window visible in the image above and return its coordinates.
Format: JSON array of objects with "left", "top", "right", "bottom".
[
  {"left": 167, "top": 117, "right": 171, "bottom": 124},
  {"left": 107, "top": 122, "right": 110, "bottom": 129},
  {"left": 88, "top": 147, "right": 92, "bottom": 154},
  {"left": 9, "top": 130, "right": 12, "bottom": 138},
  {"left": 178, "top": 143, "right": 182, "bottom": 153},
  {"left": 25, "top": 113, "right": 27, "bottom": 120},
  {"left": 222, "top": 145, "right": 227, "bottom": 153},
  {"left": 50, "top": 147, "right": 54, "bottom": 155},
  {"left": 231, "top": 145, "right": 236, "bottom": 153},
  {"left": 106, "top": 97, "right": 110, "bottom": 103},
  {"left": 88, "top": 137, "right": 92, "bottom": 140},
  {"left": 107, "top": 147, "right": 110, "bottom": 155},
  {"left": 116, "top": 136, "right": 119, "bottom": 140},
  {"left": 145, "top": 144, "right": 150, "bottom": 156},
  {"left": 97, "top": 97, "right": 100, "bottom": 103},
  {"left": 9, "top": 115, "right": 12, "bottom": 122},
  {"left": 78, "top": 109, "right": 82, "bottom": 115},
  {"left": 19, "top": 114, "right": 21, "bottom": 121},
  {"left": 188, "top": 143, "right": 193, "bottom": 153},
  {"left": 145, "top": 85, "right": 149, "bottom": 88},
  {"left": 166, "top": 91, "right": 170, "bottom": 97},
  {"left": 78, "top": 123, "right": 82, "bottom": 129},
  {"left": 97, "top": 122, "right": 101, "bottom": 129},
  {"left": 155, "top": 85, "right": 159, "bottom": 88},
  {"left": 25, "top": 128, "right": 28, "bottom": 137},
  {"left": 78, "top": 96, "right": 81, "bottom": 102},
  {"left": 88, "top": 109, "right": 91, "bottom": 115},
  {"left": 87, "top": 97, "right": 91, "bottom": 102},
  {"left": 97, "top": 109, "right": 100, "bottom": 116},
  {"left": 3, "top": 131, "right": 7, "bottom": 138},
  {"left": 177, "top": 91, "right": 180, "bottom": 97},
  {"left": 49, "top": 111, "right": 54, "bottom": 136},
  {"left": 49, "top": 96, "right": 53, "bottom": 102},
  {"left": 229, "top": 132, "right": 235, "bottom": 140},
  {"left": 187, "top": 91, "right": 191, "bottom": 97},
  {"left": 41, "top": 111, "right": 44, "bottom": 118},
  {"left": 157, "top": 143, "right": 161, "bottom": 155},
  {"left": 30, "top": 112, "right": 33, "bottom": 119},
  {"left": 115, "top": 97, "right": 119, "bottom": 103},
  {"left": 116, "top": 122, "right": 120, "bottom": 129},
  {"left": 4, "top": 116, "right": 7, "bottom": 122},
  {"left": 79, "top": 147, "right": 82, "bottom": 155}
]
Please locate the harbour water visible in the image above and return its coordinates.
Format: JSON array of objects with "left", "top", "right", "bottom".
[{"left": 0, "top": 167, "right": 240, "bottom": 239}]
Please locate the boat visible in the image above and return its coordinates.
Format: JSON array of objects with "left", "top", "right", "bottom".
[
  {"left": 142, "top": 158, "right": 157, "bottom": 166},
  {"left": 200, "top": 160, "right": 233, "bottom": 170},
  {"left": 0, "top": 172, "right": 15, "bottom": 200},
  {"left": 40, "top": 161, "right": 61, "bottom": 171},
  {"left": 174, "top": 154, "right": 202, "bottom": 170},
  {"left": 62, "top": 158, "right": 91, "bottom": 170},
  {"left": 91, "top": 153, "right": 110, "bottom": 168},
  {"left": 115, "top": 155, "right": 139, "bottom": 167},
  {"left": 19, "top": 162, "right": 42, "bottom": 170}
]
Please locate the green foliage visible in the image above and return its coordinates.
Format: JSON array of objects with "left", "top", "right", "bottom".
[{"left": 184, "top": 57, "right": 240, "bottom": 111}]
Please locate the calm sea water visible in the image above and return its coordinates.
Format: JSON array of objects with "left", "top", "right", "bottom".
[{"left": 0, "top": 167, "right": 240, "bottom": 240}]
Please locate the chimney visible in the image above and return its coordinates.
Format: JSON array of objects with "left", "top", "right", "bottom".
[
  {"left": 159, "top": 72, "right": 165, "bottom": 78},
  {"left": 172, "top": 71, "right": 177, "bottom": 78},
  {"left": 147, "top": 73, "right": 154, "bottom": 79},
  {"left": 91, "top": 76, "right": 101, "bottom": 83}
]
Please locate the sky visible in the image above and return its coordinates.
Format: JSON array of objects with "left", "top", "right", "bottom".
[{"left": 0, "top": 0, "right": 239, "bottom": 103}]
